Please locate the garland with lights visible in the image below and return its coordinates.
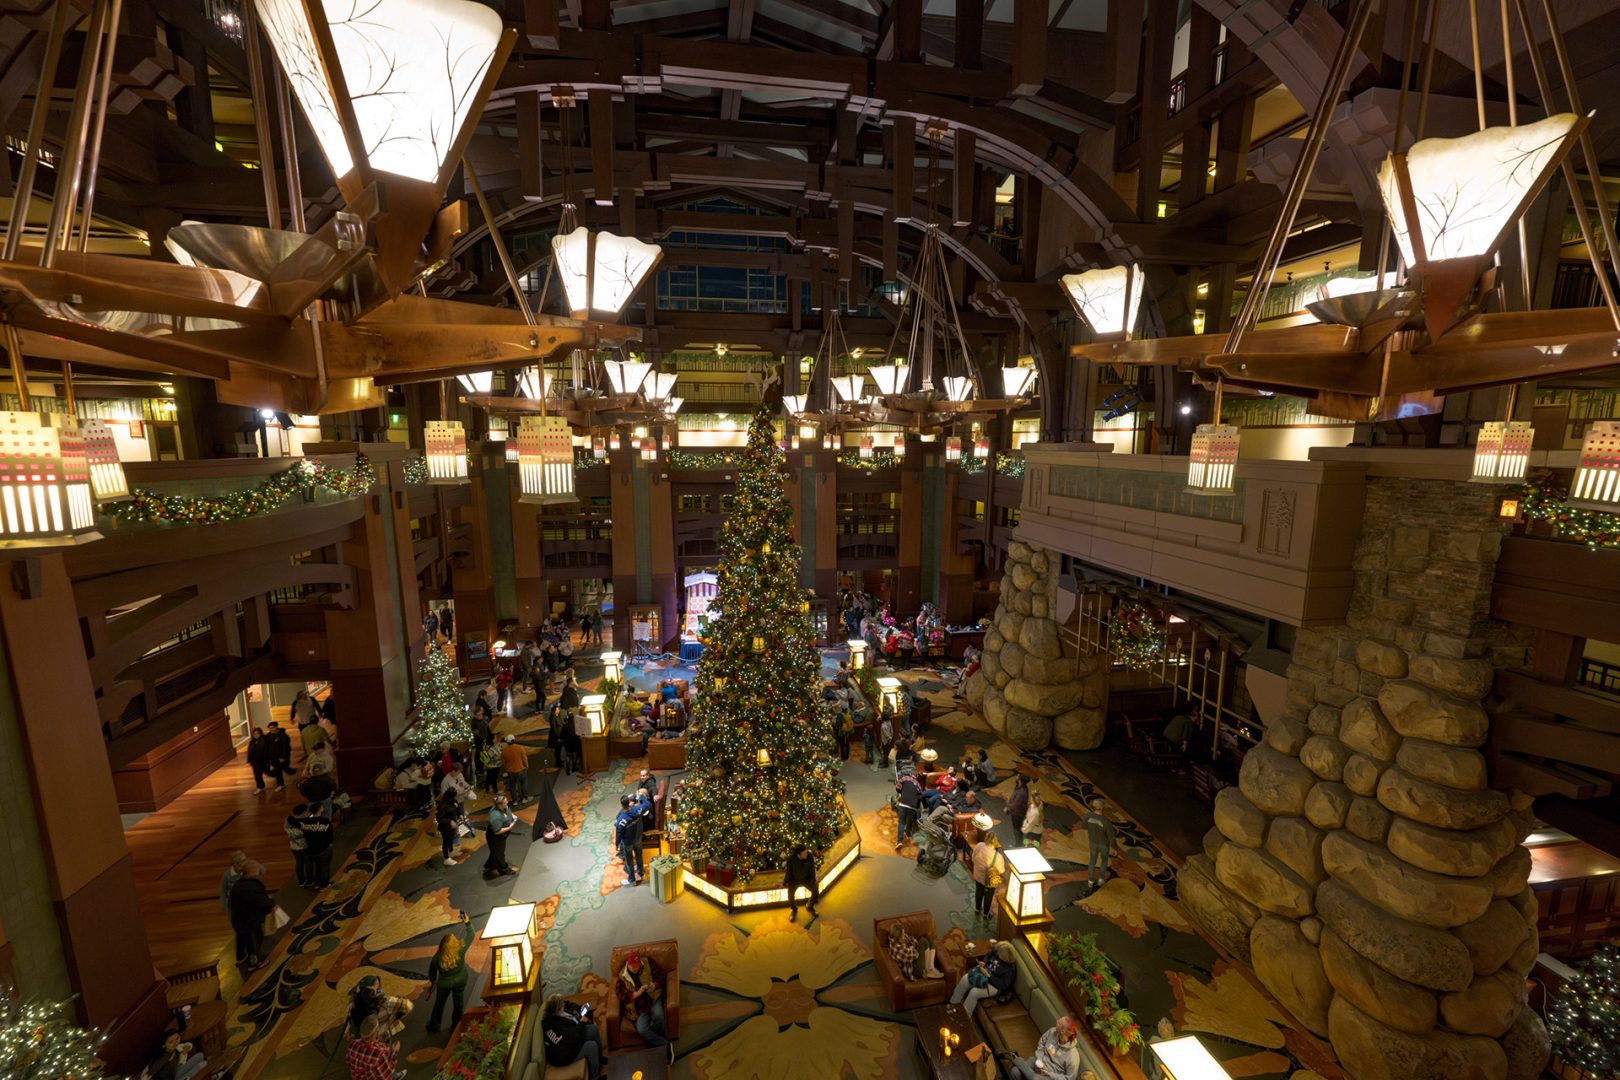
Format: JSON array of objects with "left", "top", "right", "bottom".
[
  {"left": 678, "top": 406, "right": 845, "bottom": 881},
  {"left": 1516, "top": 472, "right": 1620, "bottom": 551},
  {"left": 109, "top": 455, "right": 378, "bottom": 526},
  {"left": 408, "top": 644, "right": 471, "bottom": 753},
  {"left": 1109, "top": 600, "right": 1163, "bottom": 671},
  {"left": 1548, "top": 940, "right": 1618, "bottom": 1078},
  {"left": 667, "top": 449, "right": 740, "bottom": 471},
  {"left": 995, "top": 452, "right": 1026, "bottom": 479},
  {"left": 836, "top": 450, "right": 899, "bottom": 470},
  {"left": 0, "top": 997, "right": 107, "bottom": 1080},
  {"left": 958, "top": 456, "right": 987, "bottom": 475},
  {"left": 403, "top": 455, "right": 430, "bottom": 486}
]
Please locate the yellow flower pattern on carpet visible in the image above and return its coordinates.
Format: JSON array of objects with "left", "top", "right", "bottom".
[
  {"left": 1168, "top": 962, "right": 1289, "bottom": 1050},
  {"left": 686, "top": 916, "right": 899, "bottom": 1080},
  {"left": 1074, "top": 877, "right": 1192, "bottom": 937}
]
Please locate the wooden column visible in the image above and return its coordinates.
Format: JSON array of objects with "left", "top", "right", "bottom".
[
  {"left": 895, "top": 451, "right": 923, "bottom": 613},
  {"left": 1136, "top": 0, "right": 1178, "bottom": 218},
  {"left": 0, "top": 552, "right": 169, "bottom": 1065},
  {"left": 508, "top": 470, "right": 546, "bottom": 628},
  {"left": 452, "top": 457, "right": 498, "bottom": 680}
]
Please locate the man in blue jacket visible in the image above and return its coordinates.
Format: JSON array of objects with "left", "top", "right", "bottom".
[{"left": 614, "top": 794, "right": 646, "bottom": 885}]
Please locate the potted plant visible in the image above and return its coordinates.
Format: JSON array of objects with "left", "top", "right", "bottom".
[{"left": 1048, "top": 931, "right": 1143, "bottom": 1056}]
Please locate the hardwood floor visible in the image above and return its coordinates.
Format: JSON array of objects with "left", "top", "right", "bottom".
[{"left": 125, "top": 700, "right": 337, "bottom": 978}]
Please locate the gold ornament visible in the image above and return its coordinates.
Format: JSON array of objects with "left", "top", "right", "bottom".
[{"left": 762, "top": 541, "right": 771, "bottom": 554}]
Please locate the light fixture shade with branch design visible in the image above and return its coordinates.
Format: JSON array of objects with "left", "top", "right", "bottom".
[
  {"left": 1060, "top": 264, "right": 1145, "bottom": 339},
  {"left": 514, "top": 366, "right": 549, "bottom": 399},
  {"left": 551, "top": 227, "right": 663, "bottom": 319},
  {"left": 456, "top": 370, "right": 493, "bottom": 395},
  {"left": 254, "top": 0, "right": 505, "bottom": 187},
  {"left": 941, "top": 375, "right": 973, "bottom": 403},
  {"left": 647, "top": 371, "right": 678, "bottom": 401},
  {"left": 781, "top": 394, "right": 807, "bottom": 416},
  {"left": 1376, "top": 113, "right": 1585, "bottom": 270},
  {"left": 1002, "top": 365, "right": 1037, "bottom": 398},
  {"left": 869, "top": 361, "right": 909, "bottom": 396},
  {"left": 602, "top": 358, "right": 651, "bottom": 396},
  {"left": 830, "top": 375, "right": 865, "bottom": 404}
]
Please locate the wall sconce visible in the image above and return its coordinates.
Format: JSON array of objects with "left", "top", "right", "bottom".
[
  {"left": 847, "top": 639, "right": 867, "bottom": 670},
  {"left": 973, "top": 433, "right": 990, "bottom": 459},
  {"left": 601, "top": 651, "right": 623, "bottom": 683},
  {"left": 823, "top": 432, "right": 836, "bottom": 450},
  {"left": 1496, "top": 495, "right": 1523, "bottom": 522},
  {"left": 592, "top": 434, "right": 606, "bottom": 459},
  {"left": 1002, "top": 847, "right": 1055, "bottom": 926},
  {"left": 640, "top": 436, "right": 657, "bottom": 462},
  {"left": 580, "top": 693, "right": 607, "bottom": 735},
  {"left": 876, "top": 675, "right": 903, "bottom": 715},
  {"left": 479, "top": 902, "right": 540, "bottom": 992}
]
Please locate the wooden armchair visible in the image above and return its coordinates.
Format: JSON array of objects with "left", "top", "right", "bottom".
[
  {"left": 606, "top": 940, "right": 681, "bottom": 1049},
  {"left": 873, "top": 912, "right": 962, "bottom": 1011}
]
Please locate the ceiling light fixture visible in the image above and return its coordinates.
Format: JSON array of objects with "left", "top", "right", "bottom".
[{"left": 1060, "top": 264, "right": 1146, "bottom": 340}]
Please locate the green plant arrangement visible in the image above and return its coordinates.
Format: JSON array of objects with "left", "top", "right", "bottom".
[
  {"left": 1515, "top": 472, "right": 1620, "bottom": 551},
  {"left": 109, "top": 454, "right": 378, "bottom": 525},
  {"left": 599, "top": 676, "right": 623, "bottom": 720},
  {"left": 432, "top": 1005, "right": 519, "bottom": 1080},
  {"left": 667, "top": 449, "right": 739, "bottom": 471},
  {"left": 1109, "top": 601, "right": 1163, "bottom": 671},
  {"left": 995, "top": 451, "right": 1026, "bottom": 479},
  {"left": 1048, "top": 931, "right": 1142, "bottom": 1055},
  {"left": 836, "top": 450, "right": 899, "bottom": 470}
]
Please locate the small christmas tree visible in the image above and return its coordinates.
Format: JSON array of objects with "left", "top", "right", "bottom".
[
  {"left": 1549, "top": 940, "right": 1619, "bottom": 1079},
  {"left": 678, "top": 406, "right": 845, "bottom": 881},
  {"left": 409, "top": 645, "right": 471, "bottom": 753},
  {"left": 0, "top": 997, "right": 106, "bottom": 1080}
]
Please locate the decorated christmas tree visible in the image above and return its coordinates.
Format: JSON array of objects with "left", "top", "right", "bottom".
[
  {"left": 1548, "top": 940, "right": 1619, "bottom": 1078},
  {"left": 0, "top": 997, "right": 106, "bottom": 1079},
  {"left": 677, "top": 406, "right": 845, "bottom": 881},
  {"left": 409, "top": 644, "right": 471, "bottom": 753}
]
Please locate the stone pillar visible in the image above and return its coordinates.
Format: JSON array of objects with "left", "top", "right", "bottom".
[
  {"left": 965, "top": 538, "right": 1107, "bottom": 750},
  {"left": 1179, "top": 478, "right": 1547, "bottom": 1080}
]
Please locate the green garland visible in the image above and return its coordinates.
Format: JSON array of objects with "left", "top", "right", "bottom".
[
  {"left": 958, "top": 455, "right": 986, "bottom": 474},
  {"left": 1516, "top": 472, "right": 1620, "bottom": 551},
  {"left": 110, "top": 455, "right": 378, "bottom": 526},
  {"left": 1110, "top": 601, "right": 1163, "bottom": 671},
  {"left": 404, "top": 455, "right": 430, "bottom": 486},
  {"left": 668, "top": 449, "right": 742, "bottom": 470},
  {"left": 837, "top": 450, "right": 899, "bottom": 470},
  {"left": 995, "top": 452, "right": 1026, "bottom": 479}
]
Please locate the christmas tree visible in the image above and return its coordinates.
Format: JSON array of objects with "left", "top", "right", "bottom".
[
  {"left": 1548, "top": 940, "right": 1619, "bottom": 1078},
  {"left": 678, "top": 406, "right": 845, "bottom": 881},
  {"left": 409, "top": 645, "right": 471, "bottom": 753},
  {"left": 0, "top": 997, "right": 106, "bottom": 1079}
]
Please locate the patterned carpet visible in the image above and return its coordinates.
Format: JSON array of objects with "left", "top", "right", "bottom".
[{"left": 217, "top": 658, "right": 1341, "bottom": 1080}]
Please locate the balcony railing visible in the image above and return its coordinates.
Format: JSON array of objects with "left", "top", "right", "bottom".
[{"left": 1579, "top": 657, "right": 1620, "bottom": 698}]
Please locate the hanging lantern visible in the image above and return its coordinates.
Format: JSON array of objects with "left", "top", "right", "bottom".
[
  {"left": 80, "top": 418, "right": 129, "bottom": 502},
  {"left": 831, "top": 374, "right": 866, "bottom": 404},
  {"left": 662, "top": 429, "right": 673, "bottom": 451},
  {"left": 610, "top": 430, "right": 622, "bottom": 451},
  {"left": 516, "top": 415, "right": 576, "bottom": 505},
  {"left": 892, "top": 434, "right": 906, "bottom": 458},
  {"left": 790, "top": 432, "right": 800, "bottom": 451},
  {"left": 1059, "top": 264, "right": 1146, "bottom": 340},
  {"left": 591, "top": 434, "right": 606, "bottom": 459},
  {"left": 1569, "top": 421, "right": 1620, "bottom": 511},
  {"left": 945, "top": 436, "right": 962, "bottom": 462},
  {"left": 823, "top": 432, "right": 835, "bottom": 450},
  {"left": 640, "top": 436, "right": 657, "bottom": 462},
  {"left": 973, "top": 433, "right": 990, "bottom": 459},
  {"left": 1470, "top": 421, "right": 1534, "bottom": 484},
  {"left": 425, "top": 419, "right": 469, "bottom": 483},
  {"left": 515, "top": 366, "right": 549, "bottom": 399},
  {"left": 0, "top": 412, "right": 99, "bottom": 544},
  {"left": 505, "top": 440, "right": 520, "bottom": 464},
  {"left": 603, "top": 359, "right": 652, "bottom": 396},
  {"left": 455, "top": 371, "right": 494, "bottom": 395},
  {"left": 859, "top": 434, "right": 874, "bottom": 459},
  {"left": 551, "top": 228, "right": 663, "bottom": 319},
  {"left": 941, "top": 376, "right": 973, "bottom": 403},
  {"left": 1002, "top": 364, "right": 1037, "bottom": 398},
  {"left": 782, "top": 394, "right": 807, "bottom": 415},
  {"left": 1186, "top": 423, "right": 1240, "bottom": 495},
  {"left": 646, "top": 371, "right": 678, "bottom": 401},
  {"left": 869, "top": 361, "right": 908, "bottom": 396}
]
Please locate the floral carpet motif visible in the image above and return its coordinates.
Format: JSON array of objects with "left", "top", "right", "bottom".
[{"left": 684, "top": 917, "right": 901, "bottom": 1080}]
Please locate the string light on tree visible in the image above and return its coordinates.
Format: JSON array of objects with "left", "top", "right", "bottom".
[
  {"left": 678, "top": 406, "right": 845, "bottom": 881},
  {"left": 409, "top": 645, "right": 471, "bottom": 753},
  {"left": 0, "top": 996, "right": 107, "bottom": 1080},
  {"left": 1547, "top": 940, "right": 1618, "bottom": 1078}
]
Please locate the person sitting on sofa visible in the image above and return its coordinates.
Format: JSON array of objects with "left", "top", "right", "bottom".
[
  {"left": 884, "top": 923, "right": 945, "bottom": 981},
  {"left": 948, "top": 940, "right": 1017, "bottom": 1016},
  {"left": 614, "top": 951, "right": 675, "bottom": 1062},
  {"left": 997, "top": 1015, "right": 1083, "bottom": 1079},
  {"left": 541, "top": 994, "right": 603, "bottom": 1080}
]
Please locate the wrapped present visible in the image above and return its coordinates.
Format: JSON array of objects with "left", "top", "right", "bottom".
[{"left": 649, "top": 855, "right": 684, "bottom": 903}]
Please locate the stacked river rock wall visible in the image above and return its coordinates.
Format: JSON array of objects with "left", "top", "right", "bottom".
[
  {"left": 964, "top": 539, "right": 1108, "bottom": 751},
  {"left": 1179, "top": 478, "right": 1547, "bottom": 1080}
]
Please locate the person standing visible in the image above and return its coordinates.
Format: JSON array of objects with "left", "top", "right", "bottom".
[
  {"left": 785, "top": 845, "right": 819, "bottom": 921},
  {"left": 346, "top": 1015, "right": 403, "bottom": 1080},
  {"left": 998, "top": 1016, "right": 1083, "bottom": 1080},
  {"left": 285, "top": 805, "right": 312, "bottom": 888},
  {"left": 614, "top": 794, "right": 645, "bottom": 885},
  {"left": 895, "top": 773, "right": 921, "bottom": 848},
  {"left": 228, "top": 861, "right": 276, "bottom": 971},
  {"left": 591, "top": 610, "right": 604, "bottom": 646},
  {"left": 501, "top": 734, "right": 530, "bottom": 805},
  {"left": 219, "top": 850, "right": 247, "bottom": 916},
  {"left": 292, "top": 688, "right": 320, "bottom": 729},
  {"left": 877, "top": 713, "right": 894, "bottom": 770},
  {"left": 1022, "top": 791, "right": 1045, "bottom": 847},
  {"left": 559, "top": 672, "right": 580, "bottom": 712},
  {"left": 299, "top": 803, "right": 334, "bottom": 888},
  {"left": 265, "top": 721, "right": 293, "bottom": 776},
  {"left": 484, "top": 793, "right": 518, "bottom": 877},
  {"left": 1082, "top": 798, "right": 1117, "bottom": 892},
  {"left": 470, "top": 709, "right": 494, "bottom": 790},
  {"left": 971, "top": 825, "right": 1003, "bottom": 920},
  {"left": 974, "top": 749, "right": 996, "bottom": 788},
  {"left": 247, "top": 728, "right": 282, "bottom": 794},
  {"left": 1005, "top": 774, "right": 1031, "bottom": 849},
  {"left": 425, "top": 910, "right": 474, "bottom": 1034},
  {"left": 438, "top": 605, "right": 454, "bottom": 643},
  {"left": 436, "top": 788, "right": 464, "bottom": 868}
]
